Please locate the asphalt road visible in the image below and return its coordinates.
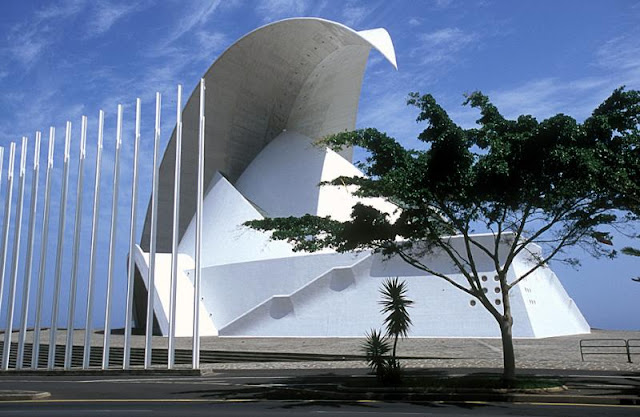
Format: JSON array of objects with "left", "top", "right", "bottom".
[
  {"left": 0, "top": 367, "right": 638, "bottom": 400},
  {"left": 0, "top": 400, "right": 638, "bottom": 417},
  {"left": 0, "top": 368, "right": 638, "bottom": 416}
]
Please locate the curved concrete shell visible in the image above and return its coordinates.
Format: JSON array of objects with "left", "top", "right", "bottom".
[
  {"left": 141, "top": 18, "right": 397, "bottom": 252},
  {"left": 133, "top": 18, "right": 589, "bottom": 339}
]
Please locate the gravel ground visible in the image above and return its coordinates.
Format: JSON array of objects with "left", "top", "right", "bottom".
[{"left": 7, "top": 328, "right": 639, "bottom": 372}]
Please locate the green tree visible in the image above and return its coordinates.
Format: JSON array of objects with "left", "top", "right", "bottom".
[{"left": 246, "top": 87, "right": 640, "bottom": 386}]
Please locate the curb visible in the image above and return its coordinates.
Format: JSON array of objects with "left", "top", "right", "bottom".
[
  {"left": 0, "top": 391, "right": 51, "bottom": 401},
  {"left": 0, "top": 368, "right": 201, "bottom": 377},
  {"left": 275, "top": 387, "right": 640, "bottom": 406},
  {"left": 338, "top": 384, "right": 568, "bottom": 394}
]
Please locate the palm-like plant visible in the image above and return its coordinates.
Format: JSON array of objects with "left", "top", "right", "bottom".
[
  {"left": 362, "top": 328, "right": 391, "bottom": 380},
  {"left": 379, "top": 277, "right": 414, "bottom": 360}
]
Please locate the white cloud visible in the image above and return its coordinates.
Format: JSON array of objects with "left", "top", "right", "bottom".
[
  {"left": 89, "top": 1, "right": 145, "bottom": 37},
  {"left": 460, "top": 76, "right": 618, "bottom": 125},
  {"left": 357, "top": 88, "right": 425, "bottom": 148},
  {"left": 596, "top": 34, "right": 640, "bottom": 72},
  {"left": 34, "top": 0, "right": 86, "bottom": 20},
  {"left": 0, "top": 87, "right": 85, "bottom": 142},
  {"left": 341, "top": 1, "right": 368, "bottom": 27},
  {"left": 196, "top": 30, "right": 228, "bottom": 60},
  {"left": 479, "top": 32, "right": 640, "bottom": 123},
  {"left": 255, "top": 0, "right": 310, "bottom": 22},
  {"left": 164, "top": 0, "right": 224, "bottom": 45},
  {"left": 413, "top": 27, "right": 478, "bottom": 65},
  {"left": 433, "top": 0, "right": 454, "bottom": 8},
  {"left": 445, "top": 31, "right": 640, "bottom": 128},
  {"left": 135, "top": 0, "right": 233, "bottom": 98},
  {"left": 486, "top": 79, "right": 563, "bottom": 119},
  {"left": 420, "top": 27, "right": 475, "bottom": 47},
  {"left": 6, "top": 25, "right": 49, "bottom": 67},
  {"left": 408, "top": 17, "right": 421, "bottom": 27},
  {"left": 4, "top": 0, "right": 87, "bottom": 68}
]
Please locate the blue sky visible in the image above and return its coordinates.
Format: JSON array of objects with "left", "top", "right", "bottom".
[{"left": 0, "top": 0, "right": 638, "bottom": 332}]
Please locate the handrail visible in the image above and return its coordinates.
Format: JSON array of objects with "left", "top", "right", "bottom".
[
  {"left": 220, "top": 253, "right": 372, "bottom": 334},
  {"left": 579, "top": 338, "right": 635, "bottom": 363},
  {"left": 628, "top": 338, "right": 640, "bottom": 356}
]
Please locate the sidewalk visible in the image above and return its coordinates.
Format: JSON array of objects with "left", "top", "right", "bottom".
[
  {"left": 1, "top": 328, "right": 638, "bottom": 405},
  {"left": 2, "top": 366, "right": 637, "bottom": 406},
  {"left": 8, "top": 328, "right": 639, "bottom": 371}
]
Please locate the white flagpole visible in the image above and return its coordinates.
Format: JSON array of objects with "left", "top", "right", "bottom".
[
  {"left": 49, "top": 122, "right": 72, "bottom": 369},
  {"left": 123, "top": 99, "right": 141, "bottom": 370},
  {"left": 83, "top": 110, "right": 104, "bottom": 369},
  {"left": 16, "top": 133, "right": 41, "bottom": 369},
  {"left": 1, "top": 139, "right": 26, "bottom": 370},
  {"left": 0, "top": 147, "right": 4, "bottom": 198},
  {"left": 32, "top": 129, "right": 55, "bottom": 369},
  {"left": 102, "top": 104, "right": 123, "bottom": 369},
  {"left": 193, "top": 78, "right": 205, "bottom": 369},
  {"left": 168, "top": 85, "right": 182, "bottom": 369},
  {"left": 64, "top": 116, "right": 87, "bottom": 369},
  {"left": 145, "top": 93, "right": 161, "bottom": 369},
  {"left": 0, "top": 145, "right": 16, "bottom": 332}
]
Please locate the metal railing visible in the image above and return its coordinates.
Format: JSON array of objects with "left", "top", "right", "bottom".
[
  {"left": 579, "top": 338, "right": 636, "bottom": 363},
  {"left": 0, "top": 80, "right": 206, "bottom": 371},
  {"left": 628, "top": 339, "right": 640, "bottom": 361}
]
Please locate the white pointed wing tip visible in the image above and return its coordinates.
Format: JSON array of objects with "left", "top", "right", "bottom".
[{"left": 357, "top": 28, "right": 398, "bottom": 70}]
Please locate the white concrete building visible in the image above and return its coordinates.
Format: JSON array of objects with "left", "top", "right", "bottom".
[{"left": 133, "top": 18, "right": 590, "bottom": 338}]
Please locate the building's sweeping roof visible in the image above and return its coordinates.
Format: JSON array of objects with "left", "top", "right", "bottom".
[
  {"left": 140, "top": 17, "right": 397, "bottom": 252},
  {"left": 132, "top": 19, "right": 589, "bottom": 340}
]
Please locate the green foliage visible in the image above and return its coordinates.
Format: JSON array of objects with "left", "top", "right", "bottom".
[
  {"left": 379, "top": 278, "right": 414, "bottom": 359},
  {"left": 361, "top": 278, "right": 413, "bottom": 385},
  {"left": 622, "top": 246, "right": 640, "bottom": 282},
  {"left": 248, "top": 87, "right": 640, "bottom": 267},
  {"left": 362, "top": 329, "right": 390, "bottom": 381},
  {"left": 246, "top": 87, "right": 640, "bottom": 382},
  {"left": 622, "top": 247, "right": 640, "bottom": 257},
  {"left": 380, "top": 278, "right": 414, "bottom": 338}
]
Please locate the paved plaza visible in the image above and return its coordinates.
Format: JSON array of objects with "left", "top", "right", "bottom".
[{"left": 5, "top": 328, "right": 639, "bottom": 372}]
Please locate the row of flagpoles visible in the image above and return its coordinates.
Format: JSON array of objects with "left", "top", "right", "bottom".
[{"left": 0, "top": 80, "right": 206, "bottom": 370}]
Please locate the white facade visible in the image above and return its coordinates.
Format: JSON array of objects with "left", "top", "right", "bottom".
[{"left": 134, "top": 18, "right": 590, "bottom": 338}]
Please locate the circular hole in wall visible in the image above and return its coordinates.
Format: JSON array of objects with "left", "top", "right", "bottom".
[
  {"left": 495, "top": 287, "right": 501, "bottom": 293},
  {"left": 495, "top": 299, "right": 501, "bottom": 305},
  {"left": 481, "top": 275, "right": 488, "bottom": 282},
  {"left": 470, "top": 300, "right": 476, "bottom": 307}
]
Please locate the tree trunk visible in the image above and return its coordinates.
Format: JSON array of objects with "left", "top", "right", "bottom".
[
  {"left": 392, "top": 334, "right": 398, "bottom": 361},
  {"left": 499, "top": 318, "right": 516, "bottom": 387}
]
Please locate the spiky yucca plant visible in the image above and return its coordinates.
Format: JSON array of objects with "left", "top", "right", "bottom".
[
  {"left": 379, "top": 277, "right": 414, "bottom": 359},
  {"left": 362, "top": 328, "right": 391, "bottom": 381}
]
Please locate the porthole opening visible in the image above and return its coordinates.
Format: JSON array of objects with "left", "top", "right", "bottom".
[
  {"left": 495, "top": 287, "right": 501, "bottom": 293},
  {"left": 494, "top": 275, "right": 499, "bottom": 281},
  {"left": 483, "top": 287, "right": 488, "bottom": 293},
  {"left": 481, "top": 275, "right": 488, "bottom": 282},
  {"left": 495, "top": 299, "right": 501, "bottom": 305},
  {"left": 470, "top": 300, "right": 476, "bottom": 307}
]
